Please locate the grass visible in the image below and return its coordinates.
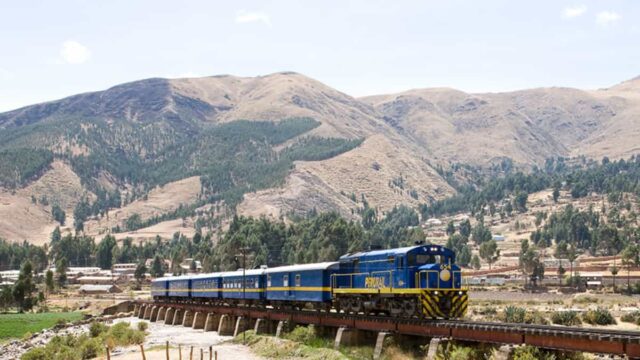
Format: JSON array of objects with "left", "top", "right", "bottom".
[{"left": 0, "top": 312, "right": 83, "bottom": 340}]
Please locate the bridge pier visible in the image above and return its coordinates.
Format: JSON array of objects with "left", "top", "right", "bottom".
[
  {"left": 133, "top": 304, "right": 140, "bottom": 317},
  {"left": 137, "top": 305, "right": 146, "bottom": 319},
  {"left": 156, "top": 307, "right": 166, "bottom": 322},
  {"left": 164, "top": 308, "right": 175, "bottom": 325},
  {"left": 143, "top": 306, "right": 152, "bottom": 320},
  {"left": 218, "top": 314, "right": 235, "bottom": 336},
  {"left": 275, "top": 320, "right": 293, "bottom": 337},
  {"left": 425, "top": 338, "right": 443, "bottom": 360},
  {"left": 192, "top": 312, "right": 206, "bottom": 329},
  {"left": 233, "top": 316, "right": 250, "bottom": 337},
  {"left": 150, "top": 306, "right": 159, "bottom": 322},
  {"left": 204, "top": 313, "right": 221, "bottom": 332},
  {"left": 334, "top": 327, "right": 363, "bottom": 349},
  {"left": 182, "top": 310, "right": 195, "bottom": 327},
  {"left": 253, "top": 318, "right": 274, "bottom": 335},
  {"left": 172, "top": 309, "right": 184, "bottom": 325},
  {"left": 373, "top": 332, "right": 391, "bottom": 360}
]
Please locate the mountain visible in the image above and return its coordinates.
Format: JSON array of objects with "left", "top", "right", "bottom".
[{"left": 0, "top": 72, "right": 639, "bottom": 244}]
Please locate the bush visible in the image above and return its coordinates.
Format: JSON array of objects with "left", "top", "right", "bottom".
[
  {"left": 503, "top": 306, "right": 526, "bottom": 323},
  {"left": 524, "top": 311, "right": 549, "bottom": 325},
  {"left": 447, "top": 345, "right": 474, "bottom": 360},
  {"left": 80, "top": 337, "right": 103, "bottom": 359},
  {"left": 137, "top": 321, "right": 148, "bottom": 332},
  {"left": 21, "top": 347, "right": 49, "bottom": 360},
  {"left": 582, "top": 308, "right": 616, "bottom": 325},
  {"left": 22, "top": 332, "right": 33, "bottom": 341},
  {"left": 89, "top": 321, "right": 108, "bottom": 337},
  {"left": 551, "top": 311, "right": 581, "bottom": 326},
  {"left": 621, "top": 311, "right": 640, "bottom": 325}
]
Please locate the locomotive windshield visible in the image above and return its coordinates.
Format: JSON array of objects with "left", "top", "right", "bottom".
[{"left": 408, "top": 254, "right": 442, "bottom": 266}]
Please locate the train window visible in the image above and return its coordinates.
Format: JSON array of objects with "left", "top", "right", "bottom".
[
  {"left": 283, "top": 275, "right": 289, "bottom": 287},
  {"left": 255, "top": 280, "right": 259, "bottom": 288},
  {"left": 408, "top": 254, "right": 437, "bottom": 266},
  {"left": 388, "top": 256, "right": 394, "bottom": 263},
  {"left": 295, "top": 274, "right": 301, "bottom": 287},
  {"left": 267, "top": 275, "right": 272, "bottom": 287}
]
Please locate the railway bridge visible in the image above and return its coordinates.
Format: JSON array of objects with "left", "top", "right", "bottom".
[{"left": 133, "top": 300, "right": 640, "bottom": 359}]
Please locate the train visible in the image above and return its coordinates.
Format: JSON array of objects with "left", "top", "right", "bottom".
[{"left": 151, "top": 244, "right": 468, "bottom": 319}]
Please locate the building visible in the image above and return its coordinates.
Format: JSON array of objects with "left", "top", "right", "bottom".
[
  {"left": 426, "top": 218, "right": 442, "bottom": 226},
  {"left": 492, "top": 235, "right": 506, "bottom": 241},
  {"left": 78, "top": 284, "right": 122, "bottom": 294},
  {"left": 112, "top": 263, "right": 137, "bottom": 275},
  {"left": 77, "top": 276, "right": 117, "bottom": 285},
  {"left": 179, "top": 258, "right": 202, "bottom": 273}
]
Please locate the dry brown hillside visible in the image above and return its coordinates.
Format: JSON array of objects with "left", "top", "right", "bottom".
[
  {"left": 1, "top": 72, "right": 639, "bottom": 243},
  {"left": 362, "top": 83, "right": 637, "bottom": 165}
]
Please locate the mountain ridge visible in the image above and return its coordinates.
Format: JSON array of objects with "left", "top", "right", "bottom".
[{"left": 0, "top": 72, "right": 639, "bottom": 243}]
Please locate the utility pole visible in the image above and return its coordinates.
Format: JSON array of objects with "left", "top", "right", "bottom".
[{"left": 236, "top": 246, "right": 252, "bottom": 345}]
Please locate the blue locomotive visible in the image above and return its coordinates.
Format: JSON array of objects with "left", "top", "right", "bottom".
[{"left": 151, "top": 244, "right": 467, "bottom": 318}]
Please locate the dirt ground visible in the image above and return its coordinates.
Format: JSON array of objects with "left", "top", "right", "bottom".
[{"left": 97, "top": 317, "right": 263, "bottom": 360}]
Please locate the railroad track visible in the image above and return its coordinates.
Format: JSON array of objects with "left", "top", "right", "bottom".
[{"left": 134, "top": 300, "right": 640, "bottom": 358}]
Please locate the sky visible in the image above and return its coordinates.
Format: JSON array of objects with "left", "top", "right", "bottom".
[{"left": 0, "top": 0, "right": 638, "bottom": 112}]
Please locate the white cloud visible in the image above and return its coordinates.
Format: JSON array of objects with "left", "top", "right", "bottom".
[
  {"left": 235, "top": 11, "right": 271, "bottom": 26},
  {"left": 596, "top": 11, "right": 621, "bottom": 26},
  {"left": 60, "top": 40, "right": 91, "bottom": 64},
  {"left": 563, "top": 5, "right": 587, "bottom": 18},
  {"left": 0, "top": 67, "right": 12, "bottom": 80}
]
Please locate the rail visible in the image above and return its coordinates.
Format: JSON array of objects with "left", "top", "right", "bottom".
[{"left": 136, "top": 300, "right": 640, "bottom": 358}]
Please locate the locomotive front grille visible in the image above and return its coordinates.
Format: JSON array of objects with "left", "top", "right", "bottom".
[{"left": 420, "top": 289, "right": 468, "bottom": 318}]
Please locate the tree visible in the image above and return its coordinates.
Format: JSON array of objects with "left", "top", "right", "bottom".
[
  {"left": 12, "top": 261, "right": 36, "bottom": 312},
  {"left": 621, "top": 244, "right": 640, "bottom": 293},
  {"left": 479, "top": 240, "right": 500, "bottom": 270},
  {"left": 51, "top": 204, "right": 66, "bottom": 225},
  {"left": 45, "top": 270, "right": 55, "bottom": 295},
  {"left": 51, "top": 226, "right": 61, "bottom": 244},
  {"left": 0, "top": 285, "right": 13, "bottom": 311},
  {"left": 459, "top": 219, "right": 471, "bottom": 239},
  {"left": 458, "top": 245, "right": 472, "bottom": 267},
  {"left": 552, "top": 187, "right": 560, "bottom": 203},
  {"left": 557, "top": 264, "right": 566, "bottom": 286},
  {"left": 134, "top": 262, "right": 147, "bottom": 286},
  {"left": 471, "top": 255, "right": 481, "bottom": 270},
  {"left": 96, "top": 235, "right": 117, "bottom": 269},
  {"left": 514, "top": 192, "right": 528, "bottom": 213},
  {"left": 56, "top": 257, "right": 68, "bottom": 288},
  {"left": 150, "top": 255, "right": 165, "bottom": 278},
  {"left": 472, "top": 223, "right": 492, "bottom": 244},
  {"left": 520, "top": 244, "right": 544, "bottom": 288},
  {"left": 446, "top": 221, "right": 456, "bottom": 236},
  {"left": 610, "top": 264, "right": 619, "bottom": 292}
]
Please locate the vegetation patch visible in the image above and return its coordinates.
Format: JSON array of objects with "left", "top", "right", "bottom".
[
  {"left": 502, "top": 306, "right": 548, "bottom": 325},
  {"left": 582, "top": 308, "right": 616, "bottom": 326},
  {"left": 551, "top": 311, "right": 582, "bottom": 326},
  {"left": 620, "top": 311, "right": 640, "bottom": 325},
  {"left": 21, "top": 321, "right": 145, "bottom": 360},
  {"left": 0, "top": 312, "right": 83, "bottom": 340}
]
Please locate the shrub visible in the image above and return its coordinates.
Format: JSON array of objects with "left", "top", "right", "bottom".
[
  {"left": 621, "top": 311, "right": 640, "bottom": 325},
  {"left": 551, "top": 311, "right": 581, "bottom": 326},
  {"left": 21, "top": 347, "right": 49, "bottom": 360},
  {"left": 22, "top": 332, "right": 33, "bottom": 341},
  {"left": 89, "top": 321, "right": 108, "bottom": 337},
  {"left": 137, "top": 321, "right": 148, "bottom": 332},
  {"left": 582, "top": 308, "right": 616, "bottom": 325},
  {"left": 80, "top": 337, "right": 103, "bottom": 359},
  {"left": 447, "top": 345, "right": 474, "bottom": 360},
  {"left": 524, "top": 311, "right": 549, "bottom": 325},
  {"left": 503, "top": 306, "right": 527, "bottom": 323}
]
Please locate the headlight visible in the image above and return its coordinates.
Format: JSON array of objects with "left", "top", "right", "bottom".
[
  {"left": 439, "top": 269, "right": 451, "bottom": 282},
  {"left": 434, "top": 291, "right": 439, "bottom": 295}
]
